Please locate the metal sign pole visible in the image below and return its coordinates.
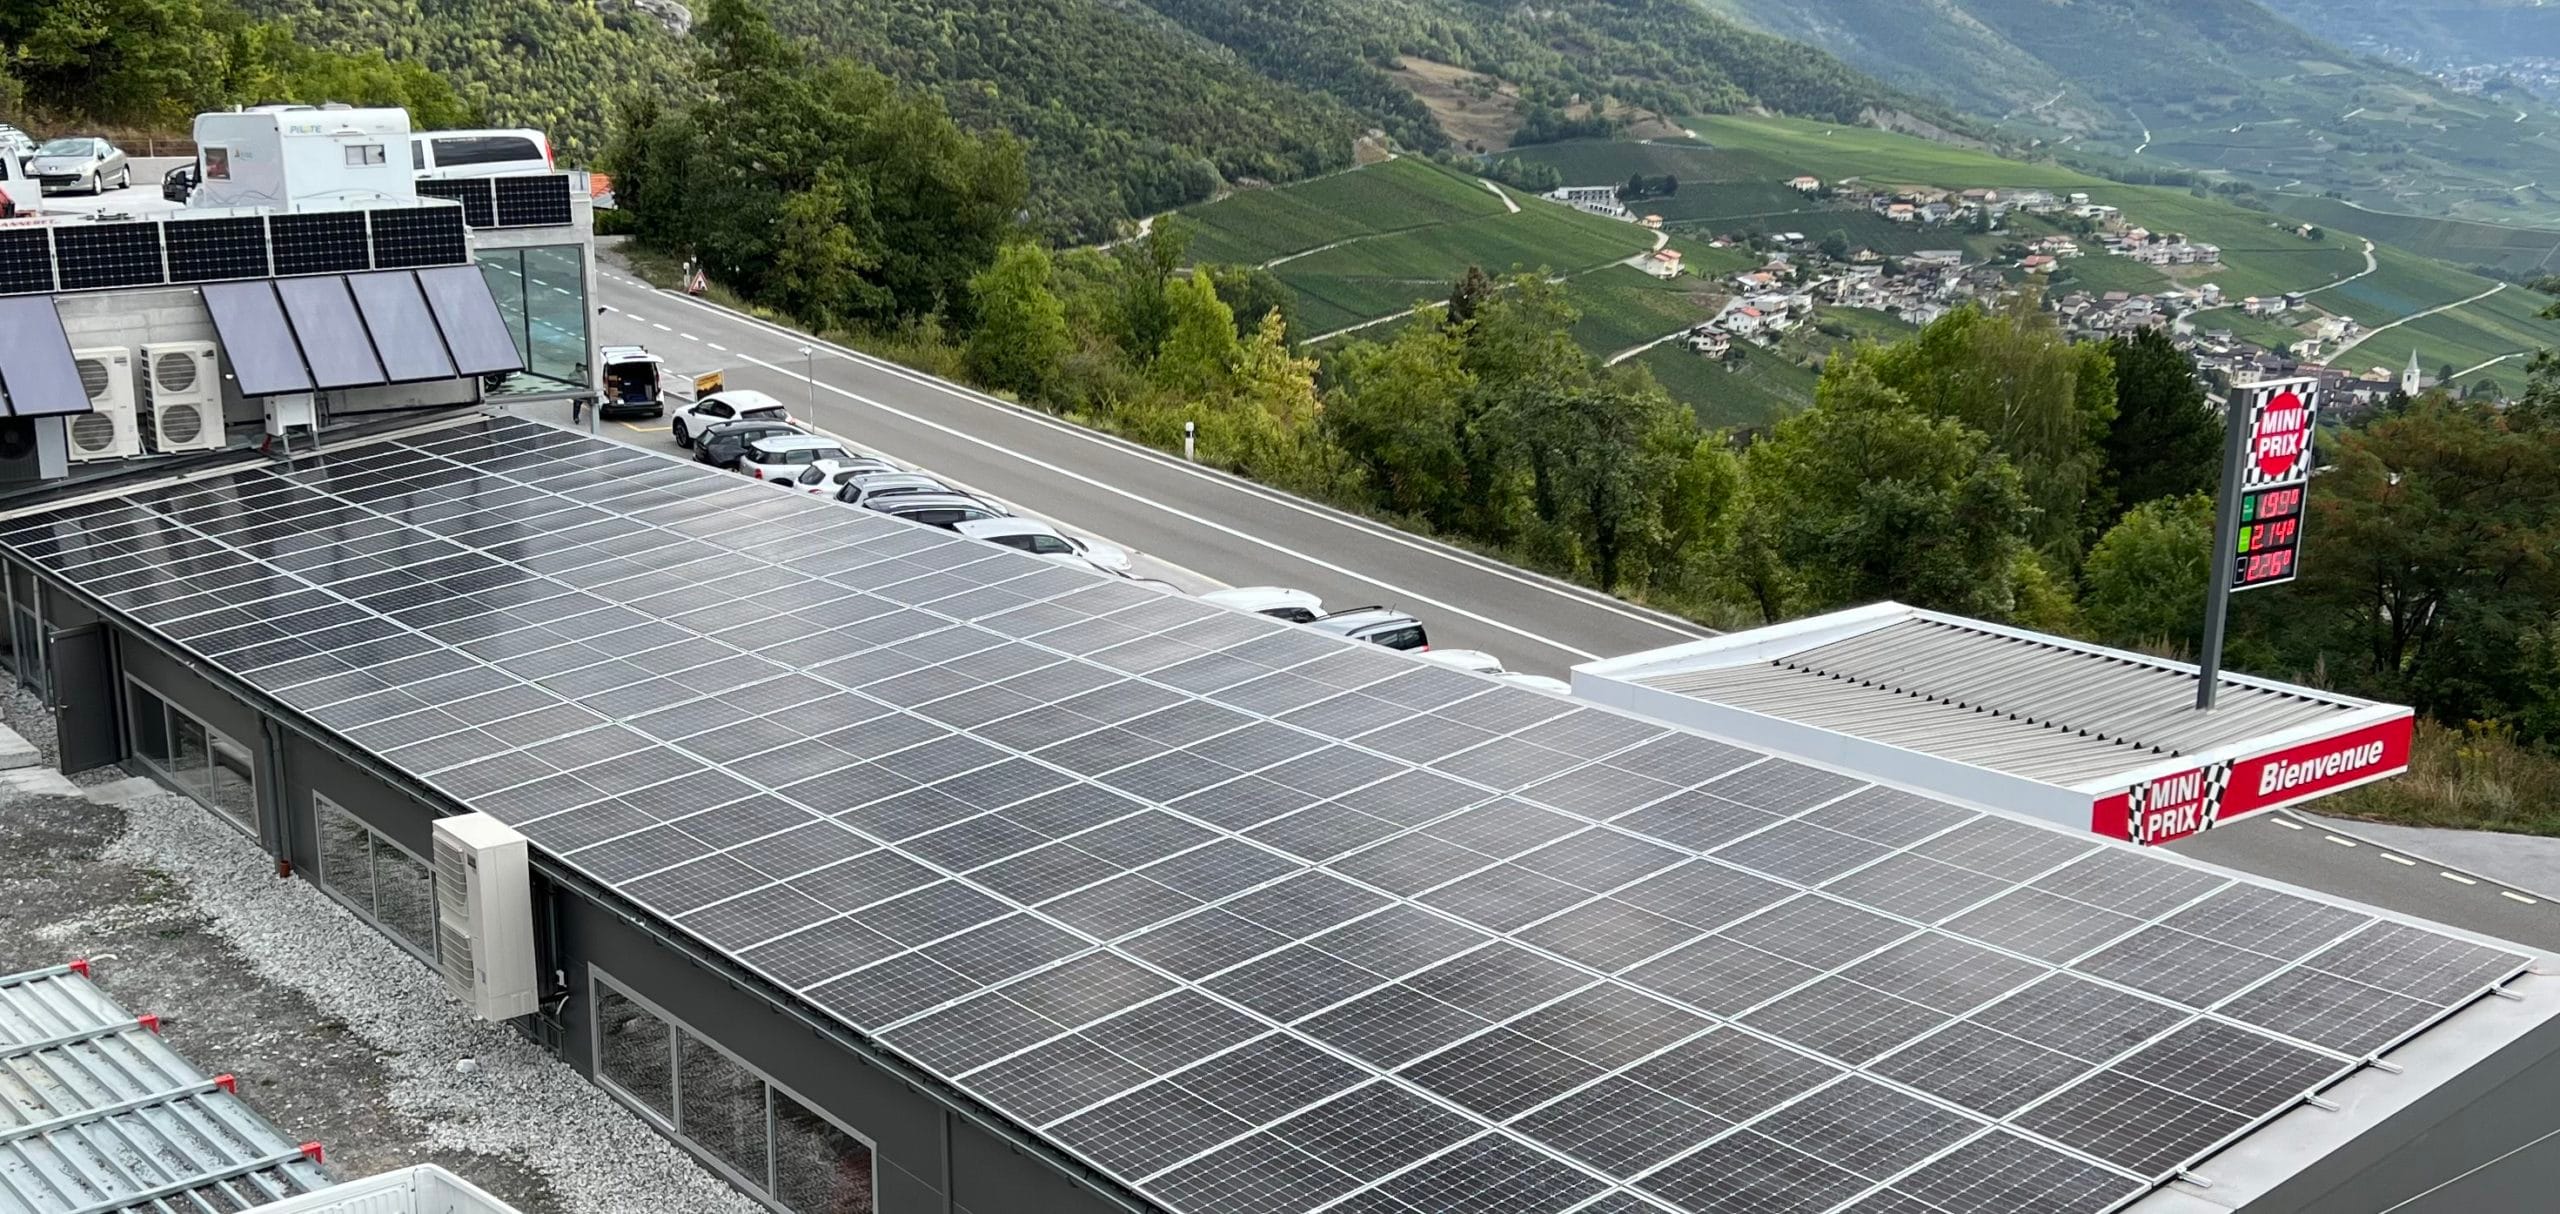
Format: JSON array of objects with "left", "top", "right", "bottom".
[{"left": 2196, "top": 388, "right": 2253, "bottom": 710}]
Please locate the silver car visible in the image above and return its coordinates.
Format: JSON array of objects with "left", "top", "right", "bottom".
[{"left": 31, "top": 137, "right": 129, "bottom": 195}]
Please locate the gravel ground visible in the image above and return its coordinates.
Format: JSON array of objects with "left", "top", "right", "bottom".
[{"left": 0, "top": 723, "right": 758, "bottom": 1211}]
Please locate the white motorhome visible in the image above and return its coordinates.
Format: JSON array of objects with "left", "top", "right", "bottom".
[{"left": 189, "top": 105, "right": 416, "bottom": 210}]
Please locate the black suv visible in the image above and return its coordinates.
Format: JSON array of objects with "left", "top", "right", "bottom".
[{"left": 693, "top": 419, "right": 805, "bottom": 470}]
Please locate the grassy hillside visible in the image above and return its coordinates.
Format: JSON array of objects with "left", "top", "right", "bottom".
[
  {"left": 1184, "top": 159, "right": 1508, "bottom": 266},
  {"left": 2258, "top": 0, "right": 2560, "bottom": 66},
  {"left": 1697, "top": 0, "right": 2560, "bottom": 226},
  {"left": 2266, "top": 195, "right": 2560, "bottom": 276},
  {"left": 1270, "top": 190, "right": 1665, "bottom": 334}
]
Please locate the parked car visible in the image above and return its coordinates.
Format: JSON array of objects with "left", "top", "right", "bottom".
[
  {"left": 31, "top": 137, "right": 128, "bottom": 194},
  {"left": 1200, "top": 586, "right": 1324, "bottom": 625},
  {"left": 692, "top": 419, "right": 805, "bottom": 470},
  {"left": 671, "top": 389, "right": 793, "bottom": 448},
  {"left": 163, "top": 162, "right": 198, "bottom": 203},
  {"left": 866, "top": 493, "right": 1007, "bottom": 530},
  {"left": 785, "top": 457, "right": 898, "bottom": 496},
  {"left": 597, "top": 345, "right": 668, "bottom": 419},
  {"left": 1308, "top": 606, "right": 1429, "bottom": 652},
  {"left": 0, "top": 126, "right": 35, "bottom": 166},
  {"left": 953, "top": 518, "right": 1133, "bottom": 576},
  {"left": 410, "top": 129, "right": 553, "bottom": 181},
  {"left": 737, "top": 434, "right": 855, "bottom": 482},
  {"left": 834, "top": 471, "right": 964, "bottom": 509},
  {"left": 1417, "top": 649, "right": 1504, "bottom": 675}
]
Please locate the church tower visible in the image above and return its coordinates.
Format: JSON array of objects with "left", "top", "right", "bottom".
[{"left": 2402, "top": 349, "right": 2423, "bottom": 396}]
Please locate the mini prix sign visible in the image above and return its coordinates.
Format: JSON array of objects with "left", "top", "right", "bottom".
[
  {"left": 2093, "top": 715, "right": 2414, "bottom": 845},
  {"left": 2244, "top": 379, "right": 2318, "bottom": 487}
]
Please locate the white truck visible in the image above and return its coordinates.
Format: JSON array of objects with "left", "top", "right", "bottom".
[{"left": 187, "top": 105, "right": 416, "bottom": 210}]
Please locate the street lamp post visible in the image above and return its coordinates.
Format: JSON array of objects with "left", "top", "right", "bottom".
[{"left": 799, "top": 344, "right": 817, "bottom": 433}]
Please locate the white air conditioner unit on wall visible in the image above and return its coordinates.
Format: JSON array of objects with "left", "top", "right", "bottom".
[
  {"left": 430, "top": 813, "right": 538, "bottom": 1021},
  {"left": 141, "top": 341, "right": 225, "bottom": 453},
  {"left": 66, "top": 348, "right": 142, "bottom": 462}
]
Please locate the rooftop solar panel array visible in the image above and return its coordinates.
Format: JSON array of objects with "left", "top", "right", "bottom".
[{"left": 0, "top": 416, "right": 2530, "bottom": 1214}]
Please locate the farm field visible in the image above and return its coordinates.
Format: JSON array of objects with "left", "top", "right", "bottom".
[
  {"left": 1685, "top": 116, "right": 2094, "bottom": 190},
  {"left": 1636, "top": 343, "right": 1821, "bottom": 431},
  {"left": 1566, "top": 267, "right": 1723, "bottom": 358},
  {"left": 1182, "top": 158, "right": 1508, "bottom": 266},
  {"left": 1274, "top": 199, "right": 1662, "bottom": 334},
  {"left": 2265, "top": 195, "right": 2560, "bottom": 276}
]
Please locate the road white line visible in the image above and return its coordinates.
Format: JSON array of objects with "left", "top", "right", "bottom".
[
  {"left": 728, "top": 349, "right": 1601, "bottom": 659},
  {"left": 630, "top": 287, "right": 1702, "bottom": 644},
  {"left": 651, "top": 323, "right": 671, "bottom": 332},
  {"left": 2380, "top": 853, "right": 2416, "bottom": 866},
  {"left": 2501, "top": 890, "right": 2539, "bottom": 905},
  {"left": 679, "top": 333, "right": 699, "bottom": 342},
  {"left": 2443, "top": 872, "right": 2479, "bottom": 886},
  {"left": 2324, "top": 834, "right": 2358, "bottom": 847},
  {"left": 708, "top": 343, "right": 727, "bottom": 352},
  {"left": 2273, "top": 817, "right": 2305, "bottom": 830}
]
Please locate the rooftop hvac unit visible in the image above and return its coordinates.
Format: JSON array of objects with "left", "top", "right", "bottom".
[
  {"left": 66, "top": 348, "right": 142, "bottom": 462},
  {"left": 141, "top": 341, "right": 225, "bottom": 453},
  {"left": 430, "top": 813, "right": 537, "bottom": 1021}
]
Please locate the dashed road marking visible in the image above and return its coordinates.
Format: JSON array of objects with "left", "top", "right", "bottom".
[
  {"left": 2502, "top": 890, "right": 2539, "bottom": 905},
  {"left": 680, "top": 333, "right": 699, "bottom": 342},
  {"left": 2323, "top": 834, "right": 2358, "bottom": 848},
  {"left": 2443, "top": 872, "right": 2479, "bottom": 885},
  {"left": 2274, "top": 817, "right": 2304, "bottom": 830},
  {"left": 651, "top": 322, "right": 671, "bottom": 332},
  {"left": 708, "top": 343, "right": 727, "bottom": 352},
  {"left": 2380, "top": 853, "right": 2416, "bottom": 866}
]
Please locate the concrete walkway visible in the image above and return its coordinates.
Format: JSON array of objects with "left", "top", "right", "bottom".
[{"left": 2310, "top": 813, "right": 2560, "bottom": 903}]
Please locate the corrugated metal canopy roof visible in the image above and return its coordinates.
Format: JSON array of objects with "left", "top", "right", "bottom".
[{"left": 1635, "top": 617, "right": 2353, "bottom": 783}]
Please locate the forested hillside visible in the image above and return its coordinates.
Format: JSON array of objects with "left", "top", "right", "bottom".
[
  {"left": 202, "top": 0, "right": 1927, "bottom": 237},
  {"left": 1699, "top": 0, "right": 2560, "bottom": 224}
]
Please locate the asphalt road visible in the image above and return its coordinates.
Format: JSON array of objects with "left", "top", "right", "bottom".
[
  {"left": 585, "top": 268, "right": 1709, "bottom": 677},
  {"left": 584, "top": 265, "right": 2557, "bottom": 953}
]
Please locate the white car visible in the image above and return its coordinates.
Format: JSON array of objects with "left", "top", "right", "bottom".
[
  {"left": 1199, "top": 586, "right": 1324, "bottom": 625},
  {"left": 954, "top": 518, "right": 1133, "bottom": 576},
  {"left": 670, "top": 389, "right": 793, "bottom": 448},
  {"left": 1417, "top": 649, "right": 1504, "bottom": 675},
  {"left": 785, "top": 457, "right": 898, "bottom": 495},
  {"left": 836, "top": 471, "right": 963, "bottom": 508},
  {"left": 736, "top": 434, "right": 854, "bottom": 482}
]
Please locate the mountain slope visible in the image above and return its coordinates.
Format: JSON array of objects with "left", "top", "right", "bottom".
[
  {"left": 1700, "top": 0, "right": 2560, "bottom": 224},
  {"left": 2255, "top": 0, "right": 2560, "bottom": 68}
]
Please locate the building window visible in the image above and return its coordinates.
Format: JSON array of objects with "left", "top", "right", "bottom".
[
  {"left": 314, "top": 794, "right": 437, "bottom": 961},
  {"left": 126, "top": 678, "right": 254, "bottom": 833},
  {"left": 477, "top": 245, "right": 590, "bottom": 398},
  {"left": 590, "top": 970, "right": 877, "bottom": 1213}
]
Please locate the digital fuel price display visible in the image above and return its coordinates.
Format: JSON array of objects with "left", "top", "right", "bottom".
[{"left": 2234, "top": 482, "right": 2306, "bottom": 590}]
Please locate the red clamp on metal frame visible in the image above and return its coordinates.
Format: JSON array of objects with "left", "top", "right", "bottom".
[
  {"left": 137, "top": 1014, "right": 161, "bottom": 1034},
  {"left": 298, "top": 1142, "right": 325, "bottom": 1165},
  {"left": 212, "top": 1074, "right": 237, "bottom": 1093},
  {"left": 67, "top": 958, "right": 90, "bottom": 977}
]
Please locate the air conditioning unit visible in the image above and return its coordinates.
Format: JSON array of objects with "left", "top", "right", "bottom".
[
  {"left": 66, "top": 347, "right": 142, "bottom": 462},
  {"left": 141, "top": 341, "right": 224, "bottom": 453},
  {"left": 430, "top": 813, "right": 537, "bottom": 1021}
]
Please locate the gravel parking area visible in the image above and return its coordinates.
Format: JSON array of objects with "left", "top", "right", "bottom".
[{"left": 0, "top": 698, "right": 757, "bottom": 1213}]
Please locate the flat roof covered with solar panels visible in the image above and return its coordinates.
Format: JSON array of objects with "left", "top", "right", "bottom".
[{"left": 2, "top": 414, "right": 2552, "bottom": 1214}]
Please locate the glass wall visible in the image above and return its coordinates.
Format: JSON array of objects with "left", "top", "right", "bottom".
[
  {"left": 8, "top": 565, "right": 46, "bottom": 702},
  {"left": 478, "top": 244, "right": 592, "bottom": 398},
  {"left": 593, "top": 971, "right": 878, "bottom": 1213},
  {"left": 126, "top": 678, "right": 254, "bottom": 833},
  {"left": 314, "top": 794, "right": 438, "bottom": 962}
]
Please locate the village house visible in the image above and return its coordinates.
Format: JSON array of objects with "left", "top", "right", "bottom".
[
  {"left": 1912, "top": 249, "right": 1966, "bottom": 268},
  {"left": 1545, "top": 185, "right": 1630, "bottom": 219},
  {"left": 1787, "top": 175, "right": 1822, "bottom": 193},
  {"left": 1639, "top": 214, "right": 1663, "bottom": 230},
  {"left": 2021, "top": 254, "right": 2056, "bottom": 273},
  {"left": 1885, "top": 202, "right": 1918, "bottom": 222},
  {"left": 1686, "top": 326, "right": 1732, "bottom": 358},
  {"left": 1639, "top": 248, "right": 1683, "bottom": 279}
]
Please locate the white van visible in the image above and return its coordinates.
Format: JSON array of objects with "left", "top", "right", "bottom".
[{"left": 410, "top": 129, "right": 552, "bottom": 180}]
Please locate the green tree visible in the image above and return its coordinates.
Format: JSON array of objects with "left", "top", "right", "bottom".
[
  {"left": 2099, "top": 328, "right": 2223, "bottom": 526},
  {"left": 2278, "top": 396, "right": 2560, "bottom": 732},
  {"left": 967, "top": 242, "right": 1071, "bottom": 398},
  {"left": 1819, "top": 231, "right": 1851, "bottom": 262},
  {"left": 1735, "top": 362, "right": 2032, "bottom": 619},
  {"left": 2082, "top": 493, "right": 2215, "bottom": 653},
  {"left": 768, "top": 169, "right": 882, "bottom": 329},
  {"left": 1850, "top": 303, "right": 2116, "bottom": 555},
  {"left": 1326, "top": 321, "right": 1475, "bottom": 523},
  {"left": 1504, "top": 375, "right": 1697, "bottom": 589},
  {"left": 1108, "top": 218, "right": 1191, "bottom": 362},
  {"left": 1154, "top": 271, "right": 1240, "bottom": 396},
  {"left": 1207, "top": 264, "right": 1296, "bottom": 340},
  {"left": 1445, "top": 265, "right": 1497, "bottom": 331}
]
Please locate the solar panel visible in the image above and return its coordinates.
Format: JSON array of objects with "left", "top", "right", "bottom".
[
  {"left": 164, "top": 216, "right": 271, "bottom": 283},
  {"left": 494, "top": 174, "right": 575, "bottom": 227},
  {"left": 275, "top": 276, "right": 387, "bottom": 389},
  {"left": 0, "top": 414, "right": 2531, "bottom": 1214},
  {"left": 53, "top": 222, "right": 165, "bottom": 291},
  {"left": 200, "top": 281, "right": 313, "bottom": 396},
  {"left": 0, "top": 296, "right": 90, "bottom": 417},
  {"left": 414, "top": 178, "right": 498, "bottom": 228},
  {"left": 269, "top": 211, "right": 371, "bottom": 277},
  {"left": 369, "top": 206, "right": 470, "bottom": 269},
  {"left": 0, "top": 229, "right": 51, "bottom": 296},
  {"left": 417, "top": 265, "right": 525, "bottom": 376}
]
